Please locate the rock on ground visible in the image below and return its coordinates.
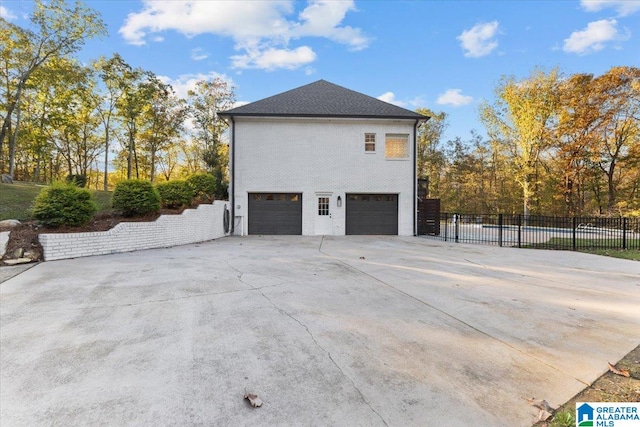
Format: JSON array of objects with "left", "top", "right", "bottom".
[{"left": 0, "top": 219, "right": 21, "bottom": 229}]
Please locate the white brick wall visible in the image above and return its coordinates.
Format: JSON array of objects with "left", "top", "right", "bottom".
[
  {"left": 0, "top": 231, "right": 9, "bottom": 257},
  {"left": 40, "top": 202, "right": 229, "bottom": 261},
  {"left": 232, "top": 117, "right": 417, "bottom": 236}
]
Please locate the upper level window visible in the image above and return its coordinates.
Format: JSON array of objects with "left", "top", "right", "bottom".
[
  {"left": 365, "top": 133, "right": 376, "bottom": 152},
  {"left": 385, "top": 134, "right": 409, "bottom": 159}
]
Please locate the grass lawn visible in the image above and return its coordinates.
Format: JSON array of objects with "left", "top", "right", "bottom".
[
  {"left": 580, "top": 247, "right": 640, "bottom": 261},
  {"left": 543, "top": 237, "right": 640, "bottom": 261},
  {"left": 0, "top": 182, "right": 113, "bottom": 221}
]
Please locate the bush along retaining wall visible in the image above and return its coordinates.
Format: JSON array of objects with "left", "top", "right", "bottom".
[{"left": 40, "top": 202, "right": 230, "bottom": 261}]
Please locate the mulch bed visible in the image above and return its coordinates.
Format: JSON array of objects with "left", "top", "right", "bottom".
[{"left": 0, "top": 207, "right": 190, "bottom": 266}]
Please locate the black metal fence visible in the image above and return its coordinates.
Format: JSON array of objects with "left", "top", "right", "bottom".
[{"left": 423, "top": 213, "right": 640, "bottom": 251}]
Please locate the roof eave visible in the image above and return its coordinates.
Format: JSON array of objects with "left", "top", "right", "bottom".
[{"left": 218, "top": 112, "right": 428, "bottom": 121}]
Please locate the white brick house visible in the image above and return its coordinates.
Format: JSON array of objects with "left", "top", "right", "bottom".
[{"left": 219, "top": 80, "right": 429, "bottom": 236}]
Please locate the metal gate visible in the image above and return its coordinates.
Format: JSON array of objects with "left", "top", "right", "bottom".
[{"left": 418, "top": 198, "right": 440, "bottom": 235}]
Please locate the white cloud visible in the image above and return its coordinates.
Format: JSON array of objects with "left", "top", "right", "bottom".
[
  {"left": 436, "top": 89, "right": 473, "bottom": 106},
  {"left": 377, "top": 92, "right": 426, "bottom": 108},
  {"left": 0, "top": 5, "right": 17, "bottom": 20},
  {"left": 157, "top": 72, "right": 234, "bottom": 99},
  {"left": 407, "top": 96, "right": 426, "bottom": 108},
  {"left": 581, "top": 0, "right": 640, "bottom": 16},
  {"left": 292, "top": 0, "right": 369, "bottom": 50},
  {"left": 563, "top": 19, "right": 627, "bottom": 54},
  {"left": 231, "top": 46, "right": 316, "bottom": 71},
  {"left": 191, "top": 48, "right": 209, "bottom": 61},
  {"left": 457, "top": 21, "right": 500, "bottom": 58},
  {"left": 233, "top": 101, "right": 250, "bottom": 108},
  {"left": 119, "top": 1, "right": 294, "bottom": 45},
  {"left": 377, "top": 92, "right": 407, "bottom": 107},
  {"left": 119, "top": 0, "right": 370, "bottom": 70}
]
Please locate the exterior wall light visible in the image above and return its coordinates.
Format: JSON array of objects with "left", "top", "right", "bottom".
[{"left": 337, "top": 195, "right": 342, "bottom": 207}]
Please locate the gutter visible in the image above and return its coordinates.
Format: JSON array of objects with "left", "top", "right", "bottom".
[{"left": 218, "top": 112, "right": 424, "bottom": 121}]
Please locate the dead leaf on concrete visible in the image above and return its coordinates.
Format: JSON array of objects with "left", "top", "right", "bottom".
[
  {"left": 527, "top": 397, "right": 554, "bottom": 412},
  {"left": 608, "top": 362, "right": 630, "bottom": 378},
  {"left": 537, "top": 409, "right": 552, "bottom": 422},
  {"left": 244, "top": 392, "right": 263, "bottom": 408},
  {"left": 526, "top": 398, "right": 553, "bottom": 423}
]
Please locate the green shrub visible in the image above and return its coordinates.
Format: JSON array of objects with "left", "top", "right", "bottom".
[
  {"left": 186, "top": 173, "right": 217, "bottom": 203},
  {"left": 156, "top": 180, "right": 193, "bottom": 209},
  {"left": 112, "top": 179, "right": 160, "bottom": 217},
  {"left": 32, "top": 182, "right": 97, "bottom": 227},
  {"left": 550, "top": 411, "right": 575, "bottom": 427},
  {"left": 65, "top": 174, "right": 87, "bottom": 188}
]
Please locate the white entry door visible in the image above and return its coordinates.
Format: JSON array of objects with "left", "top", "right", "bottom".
[{"left": 315, "top": 194, "right": 332, "bottom": 235}]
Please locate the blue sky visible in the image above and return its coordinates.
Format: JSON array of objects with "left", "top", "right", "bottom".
[{"left": 2, "top": 0, "right": 639, "bottom": 141}]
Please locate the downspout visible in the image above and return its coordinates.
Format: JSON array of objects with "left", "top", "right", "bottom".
[
  {"left": 413, "top": 119, "right": 418, "bottom": 236},
  {"left": 413, "top": 117, "right": 430, "bottom": 236},
  {"left": 230, "top": 116, "right": 236, "bottom": 234}
]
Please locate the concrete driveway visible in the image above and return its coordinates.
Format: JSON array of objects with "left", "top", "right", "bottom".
[{"left": 1, "top": 236, "right": 639, "bottom": 426}]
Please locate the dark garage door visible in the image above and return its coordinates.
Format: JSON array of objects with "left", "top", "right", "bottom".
[
  {"left": 346, "top": 194, "right": 398, "bottom": 235},
  {"left": 248, "top": 193, "right": 302, "bottom": 235}
]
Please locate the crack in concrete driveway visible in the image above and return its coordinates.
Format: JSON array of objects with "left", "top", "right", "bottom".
[
  {"left": 319, "top": 243, "right": 592, "bottom": 387},
  {"left": 226, "top": 254, "right": 388, "bottom": 425}
]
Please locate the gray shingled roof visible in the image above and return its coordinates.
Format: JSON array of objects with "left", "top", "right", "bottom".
[{"left": 219, "top": 80, "right": 428, "bottom": 120}]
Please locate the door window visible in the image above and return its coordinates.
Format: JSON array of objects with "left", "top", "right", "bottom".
[{"left": 318, "top": 197, "right": 330, "bottom": 215}]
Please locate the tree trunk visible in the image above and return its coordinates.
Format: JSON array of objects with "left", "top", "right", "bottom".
[
  {"left": 1, "top": 75, "right": 30, "bottom": 175},
  {"left": 66, "top": 142, "right": 73, "bottom": 175},
  {"left": 8, "top": 101, "right": 22, "bottom": 177},
  {"left": 103, "top": 125, "right": 109, "bottom": 190},
  {"left": 522, "top": 181, "right": 531, "bottom": 225},
  {"left": 80, "top": 124, "right": 90, "bottom": 177},
  {"left": 0, "top": 101, "right": 16, "bottom": 163},
  {"left": 34, "top": 151, "right": 41, "bottom": 183},
  {"left": 134, "top": 147, "right": 139, "bottom": 179},
  {"left": 591, "top": 180, "right": 603, "bottom": 215},
  {"left": 2, "top": 119, "right": 11, "bottom": 175},
  {"left": 150, "top": 149, "right": 156, "bottom": 183},
  {"left": 0, "top": 119, "right": 4, "bottom": 173},
  {"left": 607, "top": 165, "right": 616, "bottom": 212},
  {"left": 565, "top": 173, "right": 574, "bottom": 216},
  {"left": 127, "top": 121, "right": 134, "bottom": 179}
]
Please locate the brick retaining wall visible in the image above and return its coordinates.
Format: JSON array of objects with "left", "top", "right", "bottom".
[
  {"left": 0, "top": 231, "right": 9, "bottom": 257},
  {"left": 40, "top": 202, "right": 229, "bottom": 261}
]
